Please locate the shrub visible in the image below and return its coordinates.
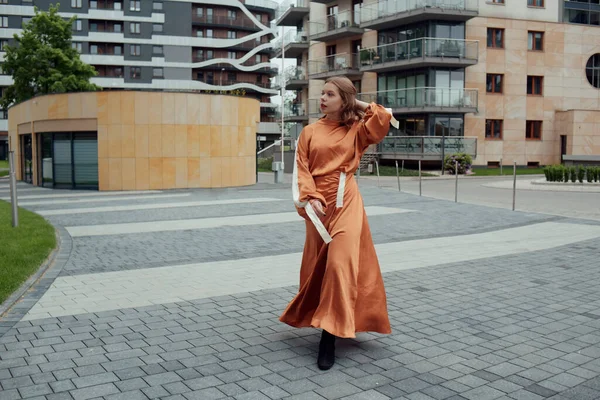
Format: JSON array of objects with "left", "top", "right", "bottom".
[
  {"left": 577, "top": 166, "right": 585, "bottom": 183},
  {"left": 564, "top": 167, "right": 570, "bottom": 182},
  {"left": 570, "top": 167, "right": 577, "bottom": 182},
  {"left": 444, "top": 153, "right": 473, "bottom": 175}
]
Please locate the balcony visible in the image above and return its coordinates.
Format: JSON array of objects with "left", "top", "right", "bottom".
[
  {"left": 360, "top": 0, "right": 478, "bottom": 31},
  {"left": 378, "top": 136, "right": 477, "bottom": 160},
  {"left": 359, "top": 38, "right": 478, "bottom": 73},
  {"left": 273, "top": 30, "right": 309, "bottom": 58},
  {"left": 357, "top": 87, "right": 478, "bottom": 114},
  {"left": 308, "top": 53, "right": 361, "bottom": 80},
  {"left": 245, "top": 0, "right": 278, "bottom": 11},
  {"left": 278, "top": 104, "right": 308, "bottom": 122},
  {"left": 275, "top": 0, "right": 310, "bottom": 26},
  {"left": 258, "top": 121, "right": 281, "bottom": 134},
  {"left": 192, "top": 15, "right": 261, "bottom": 31},
  {"left": 272, "top": 65, "right": 308, "bottom": 90},
  {"left": 309, "top": 10, "right": 364, "bottom": 42}
]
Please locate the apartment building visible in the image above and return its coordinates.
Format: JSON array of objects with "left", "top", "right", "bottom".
[
  {"left": 274, "top": 0, "right": 600, "bottom": 168},
  {"left": 0, "top": 0, "right": 280, "bottom": 163}
]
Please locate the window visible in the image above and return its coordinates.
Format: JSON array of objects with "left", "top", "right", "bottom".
[
  {"left": 256, "top": 54, "right": 261, "bottom": 63},
  {"left": 228, "top": 51, "right": 236, "bottom": 59},
  {"left": 255, "top": 13, "right": 262, "bottom": 23},
  {"left": 196, "top": 49, "right": 204, "bottom": 59},
  {"left": 586, "top": 54, "right": 600, "bottom": 88},
  {"left": 130, "top": 44, "right": 141, "bottom": 56},
  {"left": 114, "top": 45, "right": 122, "bottom": 55},
  {"left": 90, "top": 1, "right": 97, "bottom": 8},
  {"left": 74, "top": 20, "right": 82, "bottom": 31},
  {"left": 228, "top": 31, "right": 236, "bottom": 39},
  {"left": 130, "top": 67, "right": 141, "bottom": 79},
  {"left": 485, "top": 120, "right": 503, "bottom": 139},
  {"left": 114, "top": 24, "right": 122, "bottom": 32},
  {"left": 489, "top": 0, "right": 504, "bottom": 3},
  {"left": 114, "top": 1, "right": 122, "bottom": 10},
  {"left": 228, "top": 72, "right": 236, "bottom": 82},
  {"left": 0, "top": 40, "right": 8, "bottom": 51},
  {"left": 528, "top": 0, "right": 543, "bottom": 7},
  {"left": 0, "top": 16, "right": 7, "bottom": 28},
  {"left": 130, "top": 0, "right": 141, "bottom": 11},
  {"left": 487, "top": 28, "right": 504, "bottom": 48},
  {"left": 207, "top": 50, "right": 213, "bottom": 59},
  {"left": 22, "top": 17, "right": 32, "bottom": 27},
  {"left": 526, "top": 121, "right": 542, "bottom": 140},
  {"left": 153, "top": 2, "right": 163, "bottom": 10},
  {"left": 90, "top": 44, "right": 98, "bottom": 54},
  {"left": 130, "top": 22, "right": 140, "bottom": 34},
  {"left": 115, "top": 67, "right": 123, "bottom": 77},
  {"left": 228, "top": 10, "right": 236, "bottom": 19},
  {"left": 153, "top": 68, "right": 163, "bottom": 78},
  {"left": 528, "top": 31, "right": 544, "bottom": 51},
  {"left": 71, "top": 0, "right": 82, "bottom": 8},
  {"left": 72, "top": 42, "right": 82, "bottom": 53},
  {"left": 486, "top": 74, "right": 503, "bottom": 94},
  {"left": 527, "top": 76, "right": 543, "bottom": 95},
  {"left": 196, "top": 31, "right": 203, "bottom": 37},
  {"left": 153, "top": 45, "right": 163, "bottom": 55},
  {"left": 197, "top": 8, "right": 203, "bottom": 16},
  {"left": 206, "top": 29, "right": 213, "bottom": 38},
  {"left": 153, "top": 24, "right": 163, "bottom": 33}
]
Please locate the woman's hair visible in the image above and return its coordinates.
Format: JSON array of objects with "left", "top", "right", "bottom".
[{"left": 324, "top": 76, "right": 364, "bottom": 127}]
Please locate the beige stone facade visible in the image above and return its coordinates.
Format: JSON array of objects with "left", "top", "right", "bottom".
[
  {"left": 8, "top": 91, "right": 260, "bottom": 190},
  {"left": 466, "top": 17, "right": 600, "bottom": 166}
]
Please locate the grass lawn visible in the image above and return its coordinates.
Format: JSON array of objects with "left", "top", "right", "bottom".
[
  {"left": 470, "top": 167, "right": 545, "bottom": 176},
  {"left": 0, "top": 201, "right": 56, "bottom": 305},
  {"left": 0, "top": 160, "right": 8, "bottom": 178},
  {"left": 372, "top": 165, "right": 437, "bottom": 177}
]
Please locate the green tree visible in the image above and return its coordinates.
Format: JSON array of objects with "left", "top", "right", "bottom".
[{"left": 0, "top": 4, "right": 99, "bottom": 110}]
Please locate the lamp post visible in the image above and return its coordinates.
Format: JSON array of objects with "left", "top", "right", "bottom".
[{"left": 219, "top": 67, "right": 225, "bottom": 88}]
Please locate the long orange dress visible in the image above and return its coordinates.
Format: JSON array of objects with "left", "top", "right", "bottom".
[{"left": 279, "top": 103, "right": 394, "bottom": 339}]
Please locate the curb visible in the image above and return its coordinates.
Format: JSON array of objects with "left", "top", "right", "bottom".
[{"left": 0, "top": 225, "right": 72, "bottom": 338}]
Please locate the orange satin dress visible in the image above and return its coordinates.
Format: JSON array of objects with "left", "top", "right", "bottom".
[{"left": 279, "top": 103, "right": 393, "bottom": 339}]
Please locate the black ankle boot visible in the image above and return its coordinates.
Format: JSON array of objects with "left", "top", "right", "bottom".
[{"left": 317, "top": 330, "right": 336, "bottom": 370}]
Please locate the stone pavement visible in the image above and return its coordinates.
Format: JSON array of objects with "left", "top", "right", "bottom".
[{"left": 1, "top": 180, "right": 600, "bottom": 400}]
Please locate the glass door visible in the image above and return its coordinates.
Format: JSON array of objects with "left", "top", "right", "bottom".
[{"left": 20, "top": 134, "right": 33, "bottom": 184}]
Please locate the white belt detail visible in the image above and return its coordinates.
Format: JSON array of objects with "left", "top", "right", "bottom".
[
  {"left": 305, "top": 202, "right": 333, "bottom": 244},
  {"left": 385, "top": 107, "right": 400, "bottom": 129},
  {"left": 336, "top": 171, "right": 346, "bottom": 208}
]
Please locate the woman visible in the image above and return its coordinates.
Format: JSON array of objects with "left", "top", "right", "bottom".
[{"left": 279, "top": 76, "right": 398, "bottom": 370}]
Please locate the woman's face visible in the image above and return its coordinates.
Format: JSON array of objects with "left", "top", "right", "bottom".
[{"left": 320, "top": 82, "right": 344, "bottom": 119}]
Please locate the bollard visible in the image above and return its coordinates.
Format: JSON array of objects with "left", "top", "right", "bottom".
[
  {"left": 375, "top": 160, "right": 380, "bottom": 187},
  {"left": 500, "top": 158, "right": 503, "bottom": 176},
  {"left": 9, "top": 151, "right": 19, "bottom": 227},
  {"left": 395, "top": 160, "right": 400, "bottom": 192},
  {"left": 512, "top": 161, "right": 517, "bottom": 211},
  {"left": 401, "top": 159, "right": 404, "bottom": 173},
  {"left": 418, "top": 159, "right": 422, "bottom": 197},
  {"left": 455, "top": 160, "right": 459, "bottom": 203}
]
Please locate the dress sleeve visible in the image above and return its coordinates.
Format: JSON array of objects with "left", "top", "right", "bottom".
[
  {"left": 357, "top": 102, "right": 394, "bottom": 150},
  {"left": 293, "top": 128, "right": 327, "bottom": 219}
]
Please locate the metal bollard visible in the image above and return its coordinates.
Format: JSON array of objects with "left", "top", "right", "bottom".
[
  {"left": 9, "top": 151, "right": 19, "bottom": 227},
  {"left": 375, "top": 160, "right": 380, "bottom": 187},
  {"left": 419, "top": 159, "right": 422, "bottom": 196},
  {"left": 395, "top": 160, "right": 400, "bottom": 192},
  {"left": 500, "top": 158, "right": 503, "bottom": 176},
  {"left": 401, "top": 159, "right": 404, "bottom": 173},
  {"left": 512, "top": 161, "right": 517, "bottom": 211},
  {"left": 455, "top": 160, "right": 459, "bottom": 203}
]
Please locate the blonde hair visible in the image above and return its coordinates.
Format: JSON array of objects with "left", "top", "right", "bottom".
[{"left": 324, "top": 76, "right": 364, "bottom": 128}]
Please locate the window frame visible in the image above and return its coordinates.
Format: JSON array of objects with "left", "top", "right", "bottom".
[
  {"left": 528, "top": 31, "right": 544, "bottom": 51},
  {"left": 130, "top": 67, "right": 142, "bottom": 79},
  {"left": 152, "top": 68, "right": 164, "bottom": 78},
  {"left": 485, "top": 119, "right": 503, "bottom": 140},
  {"left": 527, "top": 0, "right": 544, "bottom": 7},
  {"left": 153, "top": 2, "right": 163, "bottom": 11},
  {"left": 130, "top": 22, "right": 141, "bottom": 34},
  {"left": 130, "top": 44, "right": 141, "bottom": 56},
  {"left": 527, "top": 76, "right": 544, "bottom": 96},
  {"left": 486, "top": 73, "right": 504, "bottom": 94},
  {"left": 525, "top": 120, "right": 543, "bottom": 140},
  {"left": 130, "top": 0, "right": 141, "bottom": 11},
  {"left": 487, "top": 28, "right": 504, "bottom": 49},
  {"left": 71, "top": 0, "right": 82, "bottom": 8}
]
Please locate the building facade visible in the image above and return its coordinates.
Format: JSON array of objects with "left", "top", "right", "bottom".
[
  {"left": 274, "top": 0, "right": 600, "bottom": 168},
  {"left": 0, "top": 0, "right": 280, "bottom": 163}
]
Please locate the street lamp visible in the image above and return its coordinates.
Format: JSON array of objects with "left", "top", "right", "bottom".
[{"left": 219, "top": 67, "right": 225, "bottom": 87}]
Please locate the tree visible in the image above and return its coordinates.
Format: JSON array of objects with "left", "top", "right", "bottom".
[{"left": 0, "top": 3, "right": 99, "bottom": 110}]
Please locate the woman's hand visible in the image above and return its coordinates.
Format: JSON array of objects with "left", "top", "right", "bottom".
[
  {"left": 354, "top": 99, "right": 369, "bottom": 112},
  {"left": 309, "top": 199, "right": 326, "bottom": 220}
]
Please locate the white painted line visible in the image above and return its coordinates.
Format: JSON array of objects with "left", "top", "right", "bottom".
[
  {"left": 17, "top": 193, "right": 191, "bottom": 207},
  {"left": 0, "top": 190, "right": 163, "bottom": 201},
  {"left": 24, "top": 221, "right": 600, "bottom": 319},
  {"left": 65, "top": 206, "right": 414, "bottom": 237},
  {"left": 37, "top": 198, "right": 286, "bottom": 216}
]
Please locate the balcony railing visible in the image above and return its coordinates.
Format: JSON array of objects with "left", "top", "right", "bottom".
[
  {"left": 192, "top": 15, "right": 260, "bottom": 30},
  {"left": 309, "top": 10, "right": 361, "bottom": 37},
  {"left": 275, "top": 0, "right": 309, "bottom": 21},
  {"left": 258, "top": 121, "right": 281, "bottom": 134},
  {"left": 358, "top": 87, "right": 477, "bottom": 110},
  {"left": 359, "top": 37, "right": 478, "bottom": 66},
  {"left": 361, "top": 0, "right": 479, "bottom": 25},
  {"left": 277, "top": 104, "right": 307, "bottom": 119},
  {"left": 378, "top": 136, "right": 477, "bottom": 158},
  {"left": 245, "top": 0, "right": 278, "bottom": 10},
  {"left": 273, "top": 30, "right": 309, "bottom": 50},
  {"left": 308, "top": 53, "right": 359, "bottom": 76},
  {"left": 272, "top": 64, "right": 308, "bottom": 88}
]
